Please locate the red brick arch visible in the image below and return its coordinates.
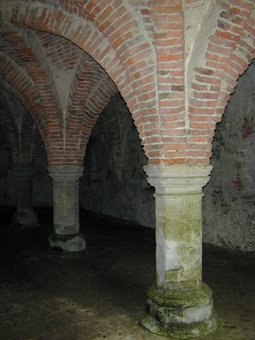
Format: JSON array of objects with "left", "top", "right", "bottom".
[
  {"left": 188, "top": 0, "right": 255, "bottom": 165},
  {"left": 0, "top": 86, "right": 41, "bottom": 167},
  {"left": 65, "top": 53, "right": 118, "bottom": 165},
  {"left": 20, "top": 112, "right": 42, "bottom": 167},
  {"left": 1, "top": 29, "right": 65, "bottom": 163},
  {"left": 0, "top": 104, "right": 41, "bottom": 167},
  {"left": 77, "top": 72, "right": 118, "bottom": 160},
  {"left": 1, "top": 0, "right": 157, "bottom": 156},
  {"left": 0, "top": 107, "right": 20, "bottom": 165},
  {"left": 0, "top": 53, "right": 49, "bottom": 149}
]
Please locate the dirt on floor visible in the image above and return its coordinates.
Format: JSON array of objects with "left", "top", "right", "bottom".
[{"left": 0, "top": 207, "right": 254, "bottom": 340}]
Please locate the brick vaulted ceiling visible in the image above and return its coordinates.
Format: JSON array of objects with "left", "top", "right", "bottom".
[
  {"left": 0, "top": 0, "right": 255, "bottom": 167},
  {"left": 0, "top": 19, "right": 118, "bottom": 166},
  {"left": 0, "top": 89, "right": 41, "bottom": 168}
]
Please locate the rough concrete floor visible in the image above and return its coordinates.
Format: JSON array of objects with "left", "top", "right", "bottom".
[{"left": 0, "top": 207, "right": 254, "bottom": 340}]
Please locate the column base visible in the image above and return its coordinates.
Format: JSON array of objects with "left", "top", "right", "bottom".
[
  {"left": 48, "top": 233, "right": 86, "bottom": 252},
  {"left": 11, "top": 211, "right": 39, "bottom": 228},
  {"left": 141, "top": 283, "right": 218, "bottom": 338}
]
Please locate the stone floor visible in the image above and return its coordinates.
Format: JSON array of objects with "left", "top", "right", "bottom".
[{"left": 0, "top": 207, "right": 254, "bottom": 340}]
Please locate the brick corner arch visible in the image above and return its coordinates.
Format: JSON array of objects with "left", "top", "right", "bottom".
[
  {"left": 188, "top": 0, "right": 255, "bottom": 165},
  {"left": 1, "top": 0, "right": 158, "bottom": 155}
]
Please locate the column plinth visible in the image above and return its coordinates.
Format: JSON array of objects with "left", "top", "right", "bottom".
[
  {"left": 48, "top": 167, "right": 85, "bottom": 252},
  {"left": 141, "top": 165, "right": 218, "bottom": 338},
  {"left": 11, "top": 168, "right": 39, "bottom": 228}
]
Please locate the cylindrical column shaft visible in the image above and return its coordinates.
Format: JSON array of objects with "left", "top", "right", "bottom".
[
  {"left": 141, "top": 165, "right": 218, "bottom": 338},
  {"left": 53, "top": 175, "right": 80, "bottom": 235},
  {"left": 155, "top": 192, "right": 203, "bottom": 290},
  {"left": 48, "top": 166, "right": 85, "bottom": 252},
  {"left": 12, "top": 168, "right": 38, "bottom": 228}
]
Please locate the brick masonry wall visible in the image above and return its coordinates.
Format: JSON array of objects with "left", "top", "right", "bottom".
[
  {"left": 1, "top": 0, "right": 255, "bottom": 167},
  {"left": 1, "top": 80, "right": 255, "bottom": 249},
  {"left": 188, "top": 0, "right": 255, "bottom": 165},
  {"left": 1, "top": 0, "right": 157, "bottom": 164},
  {"left": 0, "top": 90, "right": 42, "bottom": 168}
]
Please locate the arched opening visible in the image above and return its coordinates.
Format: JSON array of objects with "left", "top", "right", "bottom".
[
  {"left": 0, "top": 89, "right": 159, "bottom": 340},
  {"left": 80, "top": 93, "right": 155, "bottom": 227}
]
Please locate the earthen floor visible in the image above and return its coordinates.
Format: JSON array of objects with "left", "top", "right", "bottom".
[{"left": 0, "top": 207, "right": 254, "bottom": 340}]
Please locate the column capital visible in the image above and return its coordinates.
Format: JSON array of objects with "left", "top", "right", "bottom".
[
  {"left": 47, "top": 166, "right": 84, "bottom": 182},
  {"left": 144, "top": 164, "right": 213, "bottom": 195}
]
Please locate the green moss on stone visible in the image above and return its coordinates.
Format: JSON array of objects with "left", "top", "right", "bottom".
[
  {"left": 141, "top": 311, "right": 218, "bottom": 339},
  {"left": 147, "top": 283, "right": 212, "bottom": 309}
]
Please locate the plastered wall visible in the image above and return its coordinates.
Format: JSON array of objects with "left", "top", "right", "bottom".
[
  {"left": 203, "top": 63, "right": 255, "bottom": 252},
  {"left": 80, "top": 95, "right": 155, "bottom": 228}
]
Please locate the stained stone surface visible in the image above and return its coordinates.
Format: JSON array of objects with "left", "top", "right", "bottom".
[
  {"left": 203, "top": 63, "right": 255, "bottom": 252},
  {"left": 0, "top": 207, "right": 254, "bottom": 340}
]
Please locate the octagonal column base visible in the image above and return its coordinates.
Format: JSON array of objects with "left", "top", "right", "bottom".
[
  {"left": 49, "top": 233, "right": 86, "bottom": 252},
  {"left": 141, "top": 283, "right": 218, "bottom": 338}
]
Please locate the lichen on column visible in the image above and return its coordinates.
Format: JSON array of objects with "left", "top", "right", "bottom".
[
  {"left": 48, "top": 166, "right": 86, "bottom": 252},
  {"left": 141, "top": 165, "right": 218, "bottom": 338}
]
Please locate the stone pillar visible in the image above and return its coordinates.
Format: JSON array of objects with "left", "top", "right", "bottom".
[
  {"left": 48, "top": 166, "right": 86, "bottom": 252},
  {"left": 11, "top": 167, "right": 39, "bottom": 228},
  {"left": 141, "top": 165, "right": 218, "bottom": 338}
]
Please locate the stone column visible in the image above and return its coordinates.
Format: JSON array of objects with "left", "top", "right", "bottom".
[
  {"left": 48, "top": 166, "right": 86, "bottom": 252},
  {"left": 11, "top": 167, "right": 39, "bottom": 228},
  {"left": 141, "top": 165, "right": 218, "bottom": 338}
]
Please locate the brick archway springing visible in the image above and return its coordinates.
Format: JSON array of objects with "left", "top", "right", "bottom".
[
  {"left": 1, "top": 28, "right": 119, "bottom": 166},
  {"left": 0, "top": 107, "right": 20, "bottom": 164},
  {"left": 0, "top": 89, "right": 43, "bottom": 167},
  {"left": 1, "top": 0, "right": 158, "bottom": 160},
  {"left": 1, "top": 29, "right": 65, "bottom": 163},
  {"left": 65, "top": 52, "right": 118, "bottom": 166},
  {"left": 20, "top": 112, "right": 42, "bottom": 167},
  {"left": 0, "top": 53, "right": 49, "bottom": 149},
  {"left": 188, "top": 0, "right": 255, "bottom": 165}
]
